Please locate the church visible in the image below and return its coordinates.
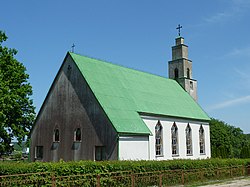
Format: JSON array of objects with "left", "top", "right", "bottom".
[{"left": 30, "top": 36, "right": 211, "bottom": 162}]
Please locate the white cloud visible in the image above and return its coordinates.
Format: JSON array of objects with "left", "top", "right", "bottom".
[
  {"left": 225, "top": 46, "right": 250, "bottom": 57},
  {"left": 234, "top": 68, "right": 250, "bottom": 90},
  {"left": 204, "top": 0, "right": 250, "bottom": 24},
  {"left": 234, "top": 68, "right": 250, "bottom": 79},
  {"left": 208, "top": 95, "right": 250, "bottom": 111},
  {"left": 232, "top": 0, "right": 250, "bottom": 7},
  {"left": 204, "top": 12, "right": 231, "bottom": 23}
]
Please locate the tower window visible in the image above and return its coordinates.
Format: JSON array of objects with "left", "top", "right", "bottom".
[
  {"left": 187, "top": 68, "right": 190, "bottom": 79},
  {"left": 190, "top": 81, "right": 193, "bottom": 90},
  {"left": 174, "top": 68, "right": 179, "bottom": 79},
  {"left": 171, "top": 122, "right": 178, "bottom": 156},
  {"left": 155, "top": 121, "right": 163, "bottom": 156},
  {"left": 74, "top": 128, "right": 82, "bottom": 142}
]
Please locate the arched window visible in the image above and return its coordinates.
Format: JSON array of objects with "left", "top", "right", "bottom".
[
  {"left": 186, "top": 124, "right": 192, "bottom": 155},
  {"left": 171, "top": 123, "right": 178, "bottom": 155},
  {"left": 74, "top": 128, "right": 82, "bottom": 142},
  {"left": 174, "top": 68, "right": 179, "bottom": 79},
  {"left": 53, "top": 128, "right": 60, "bottom": 142},
  {"left": 190, "top": 81, "right": 193, "bottom": 90},
  {"left": 187, "top": 68, "right": 190, "bottom": 79},
  {"left": 155, "top": 121, "right": 163, "bottom": 156},
  {"left": 199, "top": 125, "right": 205, "bottom": 154}
]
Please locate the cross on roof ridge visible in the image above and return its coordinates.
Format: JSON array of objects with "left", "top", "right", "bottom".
[{"left": 71, "top": 43, "right": 75, "bottom": 53}]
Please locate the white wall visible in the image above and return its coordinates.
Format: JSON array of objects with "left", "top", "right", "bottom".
[
  {"left": 142, "top": 116, "right": 211, "bottom": 160},
  {"left": 119, "top": 136, "right": 149, "bottom": 160}
]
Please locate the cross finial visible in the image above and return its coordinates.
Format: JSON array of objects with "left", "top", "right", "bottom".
[
  {"left": 176, "top": 24, "right": 182, "bottom": 36},
  {"left": 71, "top": 43, "right": 75, "bottom": 53}
]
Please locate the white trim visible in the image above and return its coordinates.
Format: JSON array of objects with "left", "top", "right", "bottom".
[{"left": 140, "top": 115, "right": 209, "bottom": 126}]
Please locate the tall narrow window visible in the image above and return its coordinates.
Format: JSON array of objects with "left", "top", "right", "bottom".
[
  {"left": 155, "top": 121, "right": 163, "bottom": 156},
  {"left": 35, "top": 146, "right": 43, "bottom": 160},
  {"left": 186, "top": 124, "right": 192, "bottom": 155},
  {"left": 199, "top": 125, "right": 205, "bottom": 154},
  {"left": 190, "top": 81, "right": 193, "bottom": 90},
  {"left": 95, "top": 146, "right": 106, "bottom": 161},
  {"left": 53, "top": 129, "right": 60, "bottom": 142},
  {"left": 171, "top": 123, "right": 178, "bottom": 156},
  {"left": 174, "top": 68, "right": 179, "bottom": 79},
  {"left": 74, "top": 128, "right": 81, "bottom": 142},
  {"left": 187, "top": 68, "right": 190, "bottom": 79}
]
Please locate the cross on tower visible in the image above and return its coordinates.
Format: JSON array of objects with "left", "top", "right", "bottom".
[
  {"left": 71, "top": 43, "right": 75, "bottom": 53},
  {"left": 176, "top": 24, "right": 182, "bottom": 36}
]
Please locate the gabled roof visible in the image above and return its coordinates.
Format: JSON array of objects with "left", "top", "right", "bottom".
[{"left": 69, "top": 52, "right": 210, "bottom": 135}]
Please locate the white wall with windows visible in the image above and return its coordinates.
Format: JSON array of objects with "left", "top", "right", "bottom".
[
  {"left": 141, "top": 116, "right": 211, "bottom": 160},
  {"left": 118, "top": 136, "right": 149, "bottom": 160}
]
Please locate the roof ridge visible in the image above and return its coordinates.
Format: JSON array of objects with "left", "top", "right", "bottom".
[{"left": 69, "top": 52, "right": 172, "bottom": 82}]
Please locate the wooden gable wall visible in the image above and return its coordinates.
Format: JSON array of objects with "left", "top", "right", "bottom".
[{"left": 30, "top": 54, "right": 118, "bottom": 162}]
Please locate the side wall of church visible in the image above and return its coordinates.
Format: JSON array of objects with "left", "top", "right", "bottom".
[
  {"left": 30, "top": 54, "right": 118, "bottom": 162},
  {"left": 142, "top": 116, "right": 210, "bottom": 160},
  {"left": 118, "top": 136, "right": 149, "bottom": 160}
]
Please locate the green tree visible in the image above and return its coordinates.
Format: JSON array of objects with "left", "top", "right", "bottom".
[
  {"left": 210, "top": 118, "right": 232, "bottom": 158},
  {"left": 246, "top": 134, "right": 250, "bottom": 141},
  {"left": 0, "top": 31, "right": 35, "bottom": 155},
  {"left": 210, "top": 118, "right": 250, "bottom": 158},
  {"left": 227, "top": 125, "right": 248, "bottom": 158},
  {"left": 240, "top": 144, "right": 250, "bottom": 158}
]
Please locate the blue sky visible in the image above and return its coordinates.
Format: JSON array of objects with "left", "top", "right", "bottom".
[{"left": 1, "top": 0, "right": 250, "bottom": 133}]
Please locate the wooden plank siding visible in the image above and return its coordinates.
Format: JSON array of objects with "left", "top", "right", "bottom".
[{"left": 30, "top": 54, "right": 118, "bottom": 162}]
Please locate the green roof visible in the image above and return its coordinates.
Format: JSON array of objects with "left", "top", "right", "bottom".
[{"left": 69, "top": 52, "right": 210, "bottom": 135}]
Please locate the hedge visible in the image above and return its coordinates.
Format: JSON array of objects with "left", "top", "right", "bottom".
[{"left": 0, "top": 158, "right": 250, "bottom": 176}]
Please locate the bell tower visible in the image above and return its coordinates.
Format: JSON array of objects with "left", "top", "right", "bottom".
[{"left": 168, "top": 33, "right": 198, "bottom": 101}]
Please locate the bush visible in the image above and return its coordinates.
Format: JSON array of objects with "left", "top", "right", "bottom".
[
  {"left": 11, "top": 151, "right": 22, "bottom": 160},
  {"left": 0, "top": 159, "right": 250, "bottom": 186},
  {"left": 0, "top": 158, "right": 249, "bottom": 176}
]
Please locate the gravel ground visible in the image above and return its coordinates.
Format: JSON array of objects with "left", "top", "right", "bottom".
[{"left": 198, "top": 177, "right": 250, "bottom": 187}]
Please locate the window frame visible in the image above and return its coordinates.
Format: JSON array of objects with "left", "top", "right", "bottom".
[
  {"left": 53, "top": 128, "right": 60, "bottom": 142},
  {"left": 174, "top": 68, "right": 179, "bottom": 79},
  {"left": 35, "top": 146, "right": 43, "bottom": 160},
  {"left": 155, "top": 121, "right": 163, "bottom": 156},
  {"left": 95, "top": 146, "right": 106, "bottom": 161},
  {"left": 74, "top": 128, "right": 82, "bottom": 142},
  {"left": 171, "top": 122, "right": 179, "bottom": 156},
  {"left": 186, "top": 124, "right": 193, "bottom": 156},
  {"left": 187, "top": 68, "right": 190, "bottom": 79},
  {"left": 190, "top": 81, "right": 193, "bottom": 90},
  {"left": 199, "top": 125, "right": 206, "bottom": 155}
]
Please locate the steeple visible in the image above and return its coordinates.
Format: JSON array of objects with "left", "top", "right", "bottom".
[{"left": 168, "top": 36, "right": 198, "bottom": 101}]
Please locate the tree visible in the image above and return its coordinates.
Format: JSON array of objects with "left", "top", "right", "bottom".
[
  {"left": 0, "top": 31, "right": 35, "bottom": 155},
  {"left": 210, "top": 118, "right": 250, "bottom": 158},
  {"left": 210, "top": 118, "right": 232, "bottom": 158},
  {"left": 240, "top": 144, "right": 250, "bottom": 158},
  {"left": 246, "top": 134, "right": 250, "bottom": 141}
]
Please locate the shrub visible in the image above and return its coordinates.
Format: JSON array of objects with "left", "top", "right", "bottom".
[{"left": 0, "top": 158, "right": 249, "bottom": 186}]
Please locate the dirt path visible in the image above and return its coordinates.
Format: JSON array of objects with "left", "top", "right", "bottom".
[{"left": 198, "top": 177, "right": 250, "bottom": 187}]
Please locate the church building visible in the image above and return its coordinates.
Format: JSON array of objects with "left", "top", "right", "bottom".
[{"left": 30, "top": 36, "right": 211, "bottom": 162}]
